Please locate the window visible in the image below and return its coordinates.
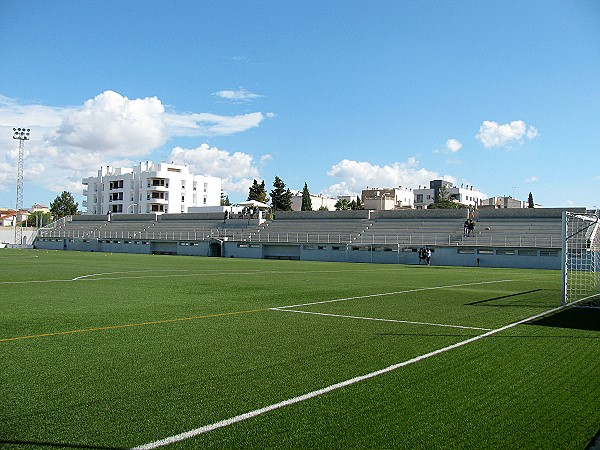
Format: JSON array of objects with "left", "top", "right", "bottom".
[
  {"left": 109, "top": 180, "right": 124, "bottom": 190},
  {"left": 496, "top": 249, "right": 515, "bottom": 255}
]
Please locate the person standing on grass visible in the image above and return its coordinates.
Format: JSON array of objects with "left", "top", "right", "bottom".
[{"left": 425, "top": 247, "right": 431, "bottom": 265}]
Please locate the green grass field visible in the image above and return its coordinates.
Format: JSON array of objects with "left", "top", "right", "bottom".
[{"left": 1, "top": 249, "right": 599, "bottom": 449}]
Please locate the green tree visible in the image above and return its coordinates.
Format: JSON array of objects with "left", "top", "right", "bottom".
[
  {"left": 220, "top": 192, "right": 231, "bottom": 206},
  {"left": 270, "top": 176, "right": 292, "bottom": 211},
  {"left": 334, "top": 198, "right": 351, "bottom": 210},
  {"left": 25, "top": 211, "right": 53, "bottom": 228},
  {"left": 50, "top": 191, "right": 79, "bottom": 218},
  {"left": 528, "top": 192, "right": 534, "bottom": 208},
  {"left": 429, "top": 185, "right": 465, "bottom": 209},
  {"left": 301, "top": 182, "right": 312, "bottom": 211},
  {"left": 247, "top": 179, "right": 269, "bottom": 203},
  {"left": 354, "top": 195, "right": 363, "bottom": 210}
]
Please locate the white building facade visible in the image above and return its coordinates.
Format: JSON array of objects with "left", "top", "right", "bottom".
[
  {"left": 413, "top": 180, "right": 486, "bottom": 209},
  {"left": 361, "top": 187, "right": 415, "bottom": 210},
  {"left": 82, "top": 162, "right": 221, "bottom": 215},
  {"left": 290, "top": 191, "right": 339, "bottom": 211}
]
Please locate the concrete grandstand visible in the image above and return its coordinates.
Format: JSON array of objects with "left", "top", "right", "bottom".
[{"left": 32, "top": 207, "right": 586, "bottom": 269}]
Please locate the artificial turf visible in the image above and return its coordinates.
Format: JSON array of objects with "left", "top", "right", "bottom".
[{"left": 0, "top": 249, "right": 598, "bottom": 449}]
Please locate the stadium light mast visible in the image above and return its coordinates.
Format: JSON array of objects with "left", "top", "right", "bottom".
[{"left": 12, "top": 127, "right": 30, "bottom": 247}]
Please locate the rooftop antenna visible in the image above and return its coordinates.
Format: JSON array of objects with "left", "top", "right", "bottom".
[{"left": 13, "top": 127, "right": 30, "bottom": 247}]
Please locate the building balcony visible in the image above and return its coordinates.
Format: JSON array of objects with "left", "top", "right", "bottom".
[
  {"left": 146, "top": 185, "right": 169, "bottom": 191},
  {"left": 147, "top": 197, "right": 167, "bottom": 204}
]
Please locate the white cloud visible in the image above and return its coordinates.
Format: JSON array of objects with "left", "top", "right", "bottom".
[
  {"left": 0, "top": 91, "right": 268, "bottom": 199},
  {"left": 525, "top": 176, "right": 538, "bottom": 183},
  {"left": 49, "top": 91, "right": 167, "bottom": 156},
  {"left": 446, "top": 139, "right": 462, "bottom": 153},
  {"left": 213, "top": 87, "right": 263, "bottom": 102},
  {"left": 164, "top": 111, "right": 264, "bottom": 136},
  {"left": 476, "top": 120, "right": 538, "bottom": 148},
  {"left": 325, "top": 158, "right": 454, "bottom": 197},
  {"left": 168, "top": 144, "right": 269, "bottom": 198}
]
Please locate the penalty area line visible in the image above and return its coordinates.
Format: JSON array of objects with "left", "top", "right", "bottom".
[
  {"left": 270, "top": 308, "right": 492, "bottom": 331},
  {"left": 131, "top": 302, "right": 566, "bottom": 450},
  {"left": 275, "top": 279, "right": 518, "bottom": 309}
]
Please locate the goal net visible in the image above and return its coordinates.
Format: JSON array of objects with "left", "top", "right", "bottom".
[{"left": 561, "top": 211, "right": 600, "bottom": 307}]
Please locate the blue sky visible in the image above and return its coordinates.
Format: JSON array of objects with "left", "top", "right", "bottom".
[{"left": 0, "top": 0, "right": 599, "bottom": 210}]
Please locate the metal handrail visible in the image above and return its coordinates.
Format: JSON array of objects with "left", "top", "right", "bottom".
[{"left": 36, "top": 229, "right": 561, "bottom": 248}]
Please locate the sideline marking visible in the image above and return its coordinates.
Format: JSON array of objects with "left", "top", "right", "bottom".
[
  {"left": 71, "top": 269, "right": 190, "bottom": 281},
  {"left": 131, "top": 302, "right": 566, "bottom": 450},
  {"left": 0, "top": 309, "right": 269, "bottom": 343},
  {"left": 0, "top": 267, "right": 396, "bottom": 285},
  {"left": 270, "top": 308, "right": 492, "bottom": 331}
]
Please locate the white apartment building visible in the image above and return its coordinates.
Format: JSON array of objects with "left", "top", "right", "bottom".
[
  {"left": 290, "top": 191, "right": 339, "bottom": 211},
  {"left": 361, "top": 187, "right": 415, "bottom": 210},
  {"left": 82, "top": 161, "right": 221, "bottom": 215},
  {"left": 481, "top": 196, "right": 537, "bottom": 208},
  {"left": 413, "top": 180, "right": 486, "bottom": 209}
]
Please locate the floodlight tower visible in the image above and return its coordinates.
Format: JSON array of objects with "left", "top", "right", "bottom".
[{"left": 12, "top": 127, "right": 30, "bottom": 246}]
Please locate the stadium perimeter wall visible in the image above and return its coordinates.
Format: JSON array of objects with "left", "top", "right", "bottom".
[{"left": 32, "top": 237, "right": 561, "bottom": 269}]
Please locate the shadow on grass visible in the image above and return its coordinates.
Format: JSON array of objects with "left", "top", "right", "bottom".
[
  {"left": 465, "top": 289, "right": 543, "bottom": 306},
  {"left": 0, "top": 441, "right": 127, "bottom": 450},
  {"left": 527, "top": 307, "right": 600, "bottom": 332}
]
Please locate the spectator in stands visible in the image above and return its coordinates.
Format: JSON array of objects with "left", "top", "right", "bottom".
[
  {"left": 467, "top": 219, "right": 475, "bottom": 236},
  {"left": 464, "top": 220, "right": 469, "bottom": 236}
]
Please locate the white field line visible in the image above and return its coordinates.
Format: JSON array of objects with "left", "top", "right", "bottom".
[
  {"left": 270, "top": 308, "right": 492, "bottom": 331},
  {"left": 131, "top": 302, "right": 566, "bottom": 450},
  {"left": 0, "top": 268, "right": 407, "bottom": 285},
  {"left": 71, "top": 269, "right": 190, "bottom": 281},
  {"left": 275, "top": 279, "right": 517, "bottom": 309}
]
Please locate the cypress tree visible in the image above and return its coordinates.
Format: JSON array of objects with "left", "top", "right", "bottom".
[{"left": 301, "top": 182, "right": 312, "bottom": 211}]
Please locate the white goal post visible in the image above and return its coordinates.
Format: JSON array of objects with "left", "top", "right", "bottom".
[{"left": 561, "top": 211, "right": 600, "bottom": 307}]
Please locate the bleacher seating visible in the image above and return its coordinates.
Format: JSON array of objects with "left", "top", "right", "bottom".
[
  {"left": 358, "top": 218, "right": 466, "bottom": 246},
  {"left": 37, "top": 208, "right": 569, "bottom": 249},
  {"left": 248, "top": 218, "right": 371, "bottom": 244}
]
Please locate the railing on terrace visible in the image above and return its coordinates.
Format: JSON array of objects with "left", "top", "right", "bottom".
[
  {"left": 248, "top": 232, "right": 355, "bottom": 244},
  {"left": 37, "top": 229, "right": 562, "bottom": 248},
  {"left": 354, "top": 234, "right": 561, "bottom": 248}
]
